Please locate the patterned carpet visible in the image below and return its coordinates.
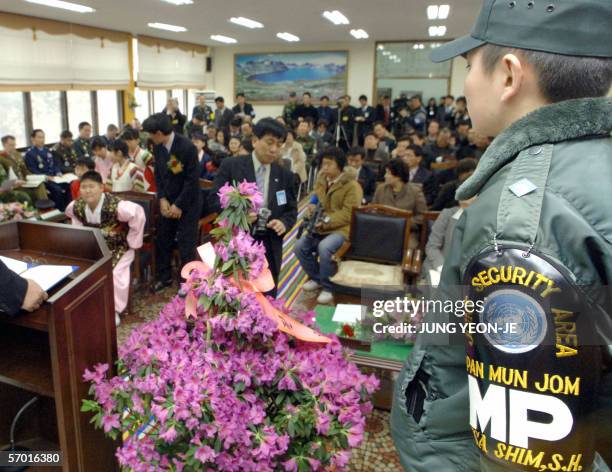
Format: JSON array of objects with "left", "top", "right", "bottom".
[
  {"left": 276, "top": 201, "right": 309, "bottom": 308},
  {"left": 118, "top": 282, "right": 403, "bottom": 472}
]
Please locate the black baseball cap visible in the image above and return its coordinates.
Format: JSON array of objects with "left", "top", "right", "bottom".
[{"left": 430, "top": 0, "right": 612, "bottom": 63}]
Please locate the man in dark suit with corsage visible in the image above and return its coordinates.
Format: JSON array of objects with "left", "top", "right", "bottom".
[{"left": 143, "top": 113, "right": 201, "bottom": 292}]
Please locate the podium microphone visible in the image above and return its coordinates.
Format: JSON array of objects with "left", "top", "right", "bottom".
[{"left": 1, "top": 396, "right": 39, "bottom": 472}]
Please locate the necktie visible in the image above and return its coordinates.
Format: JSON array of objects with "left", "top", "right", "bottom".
[{"left": 256, "top": 164, "right": 266, "bottom": 199}]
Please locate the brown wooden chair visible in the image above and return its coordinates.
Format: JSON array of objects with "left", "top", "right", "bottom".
[
  {"left": 330, "top": 205, "right": 416, "bottom": 297},
  {"left": 112, "top": 191, "right": 158, "bottom": 315},
  {"left": 406, "top": 210, "right": 441, "bottom": 279}
]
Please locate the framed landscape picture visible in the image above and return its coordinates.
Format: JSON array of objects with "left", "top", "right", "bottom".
[{"left": 234, "top": 51, "right": 348, "bottom": 103}]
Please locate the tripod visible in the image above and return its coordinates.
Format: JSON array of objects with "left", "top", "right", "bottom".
[{"left": 334, "top": 106, "right": 350, "bottom": 150}]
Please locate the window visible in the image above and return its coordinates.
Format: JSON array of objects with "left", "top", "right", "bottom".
[
  {"left": 375, "top": 41, "right": 452, "bottom": 104},
  {"left": 0, "top": 92, "right": 27, "bottom": 148},
  {"left": 153, "top": 90, "right": 168, "bottom": 113},
  {"left": 67, "top": 91, "right": 93, "bottom": 135},
  {"left": 134, "top": 88, "right": 150, "bottom": 123},
  {"left": 171, "top": 89, "right": 185, "bottom": 112},
  {"left": 31, "top": 91, "right": 62, "bottom": 142},
  {"left": 97, "top": 90, "right": 120, "bottom": 133}
]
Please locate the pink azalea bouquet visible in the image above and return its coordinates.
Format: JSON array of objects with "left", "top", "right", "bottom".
[
  {"left": 0, "top": 201, "right": 36, "bottom": 222},
  {"left": 82, "top": 181, "right": 378, "bottom": 471}
]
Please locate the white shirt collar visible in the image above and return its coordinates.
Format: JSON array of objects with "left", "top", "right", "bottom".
[
  {"left": 85, "top": 193, "right": 105, "bottom": 224},
  {"left": 164, "top": 132, "right": 175, "bottom": 154}
]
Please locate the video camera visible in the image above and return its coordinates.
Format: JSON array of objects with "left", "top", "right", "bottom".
[
  {"left": 251, "top": 207, "right": 272, "bottom": 237},
  {"left": 297, "top": 196, "right": 328, "bottom": 238}
]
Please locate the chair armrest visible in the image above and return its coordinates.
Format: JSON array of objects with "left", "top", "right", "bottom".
[
  {"left": 332, "top": 241, "right": 352, "bottom": 262},
  {"left": 403, "top": 248, "right": 423, "bottom": 276}
]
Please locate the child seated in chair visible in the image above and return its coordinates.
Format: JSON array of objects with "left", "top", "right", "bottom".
[{"left": 65, "top": 171, "right": 145, "bottom": 326}]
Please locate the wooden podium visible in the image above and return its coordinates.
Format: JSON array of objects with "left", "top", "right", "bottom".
[{"left": 0, "top": 221, "right": 118, "bottom": 471}]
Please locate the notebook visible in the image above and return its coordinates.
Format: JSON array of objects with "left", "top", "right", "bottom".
[{"left": 0, "top": 255, "right": 79, "bottom": 292}]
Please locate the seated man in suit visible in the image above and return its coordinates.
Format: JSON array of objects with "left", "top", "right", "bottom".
[
  {"left": 295, "top": 147, "right": 362, "bottom": 305},
  {"left": 65, "top": 171, "right": 145, "bottom": 325},
  {"left": 143, "top": 113, "right": 202, "bottom": 293},
  {"left": 210, "top": 118, "right": 297, "bottom": 297},
  {"left": 0, "top": 259, "right": 47, "bottom": 316},
  {"left": 400, "top": 144, "right": 437, "bottom": 206},
  {"left": 347, "top": 146, "right": 376, "bottom": 204}
]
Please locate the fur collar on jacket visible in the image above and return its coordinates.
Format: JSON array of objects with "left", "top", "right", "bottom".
[{"left": 457, "top": 97, "right": 612, "bottom": 200}]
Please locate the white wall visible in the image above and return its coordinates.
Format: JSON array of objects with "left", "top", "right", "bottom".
[
  {"left": 211, "top": 42, "right": 468, "bottom": 120},
  {"left": 450, "top": 55, "right": 468, "bottom": 98}
]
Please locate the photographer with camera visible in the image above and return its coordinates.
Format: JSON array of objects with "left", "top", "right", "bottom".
[
  {"left": 210, "top": 118, "right": 297, "bottom": 297},
  {"left": 294, "top": 147, "right": 363, "bottom": 304}
]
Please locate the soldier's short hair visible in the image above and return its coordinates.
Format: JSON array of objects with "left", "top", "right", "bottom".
[
  {"left": 480, "top": 44, "right": 612, "bottom": 102},
  {"left": 1, "top": 135, "right": 15, "bottom": 144},
  {"left": 60, "top": 130, "right": 73, "bottom": 140},
  {"left": 78, "top": 122, "right": 91, "bottom": 130}
]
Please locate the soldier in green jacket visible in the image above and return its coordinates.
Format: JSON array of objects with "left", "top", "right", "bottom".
[
  {"left": 0, "top": 135, "right": 48, "bottom": 203},
  {"left": 73, "top": 121, "right": 92, "bottom": 159},
  {"left": 282, "top": 91, "right": 298, "bottom": 130},
  {"left": 52, "top": 130, "right": 78, "bottom": 173},
  {"left": 0, "top": 160, "right": 31, "bottom": 206},
  {"left": 390, "top": 1, "right": 612, "bottom": 471}
]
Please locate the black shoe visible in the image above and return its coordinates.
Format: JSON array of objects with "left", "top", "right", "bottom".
[{"left": 151, "top": 280, "right": 172, "bottom": 293}]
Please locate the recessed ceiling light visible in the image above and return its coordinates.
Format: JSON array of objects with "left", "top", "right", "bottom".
[
  {"left": 160, "top": 0, "right": 193, "bottom": 4},
  {"left": 377, "top": 45, "right": 385, "bottom": 51},
  {"left": 322, "top": 10, "right": 349, "bottom": 25},
  {"left": 428, "top": 25, "right": 447, "bottom": 37},
  {"left": 382, "top": 51, "right": 390, "bottom": 56},
  {"left": 229, "top": 17, "right": 263, "bottom": 29},
  {"left": 277, "top": 32, "right": 300, "bottom": 42},
  {"left": 148, "top": 22, "right": 187, "bottom": 32},
  {"left": 427, "top": 4, "right": 450, "bottom": 20},
  {"left": 350, "top": 29, "right": 369, "bottom": 39},
  {"left": 24, "top": 0, "right": 94, "bottom": 13},
  {"left": 210, "top": 34, "right": 237, "bottom": 44}
]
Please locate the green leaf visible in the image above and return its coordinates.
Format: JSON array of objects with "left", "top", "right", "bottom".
[{"left": 288, "top": 420, "right": 296, "bottom": 438}]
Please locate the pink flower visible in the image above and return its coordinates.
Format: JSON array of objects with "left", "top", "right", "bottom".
[
  {"left": 194, "top": 445, "right": 216, "bottom": 463},
  {"left": 282, "top": 458, "right": 297, "bottom": 472},
  {"left": 159, "top": 425, "right": 177, "bottom": 443},
  {"left": 101, "top": 413, "right": 120, "bottom": 432},
  {"left": 82, "top": 363, "right": 109, "bottom": 384}
]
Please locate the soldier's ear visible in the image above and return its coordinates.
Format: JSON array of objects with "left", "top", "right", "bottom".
[{"left": 500, "top": 53, "right": 524, "bottom": 103}]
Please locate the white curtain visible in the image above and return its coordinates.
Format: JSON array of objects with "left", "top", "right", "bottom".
[
  {"left": 137, "top": 40, "right": 211, "bottom": 89},
  {"left": 0, "top": 25, "right": 130, "bottom": 89}
]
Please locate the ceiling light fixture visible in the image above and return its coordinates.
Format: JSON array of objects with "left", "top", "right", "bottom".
[
  {"left": 377, "top": 45, "right": 385, "bottom": 51},
  {"left": 428, "top": 25, "right": 447, "bottom": 37},
  {"left": 160, "top": 0, "right": 193, "bottom": 5},
  {"left": 322, "top": 10, "right": 350, "bottom": 25},
  {"left": 427, "top": 4, "right": 450, "bottom": 20},
  {"left": 382, "top": 51, "right": 391, "bottom": 56},
  {"left": 24, "top": 0, "right": 95, "bottom": 13},
  {"left": 350, "top": 29, "right": 369, "bottom": 39},
  {"left": 210, "top": 34, "right": 237, "bottom": 44},
  {"left": 229, "top": 16, "right": 263, "bottom": 29},
  {"left": 148, "top": 22, "right": 187, "bottom": 32},
  {"left": 276, "top": 32, "right": 300, "bottom": 42}
]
